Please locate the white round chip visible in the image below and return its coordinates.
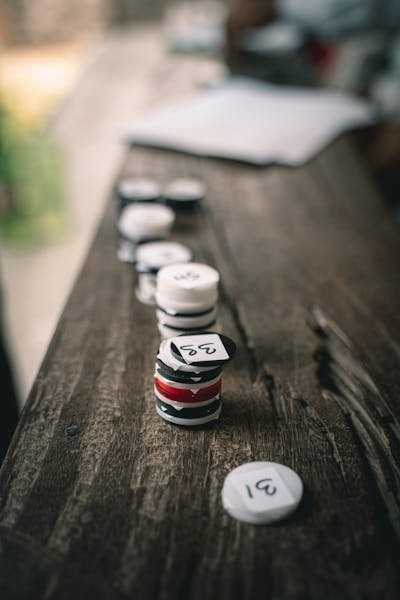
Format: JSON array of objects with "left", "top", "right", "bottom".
[
  {"left": 222, "top": 461, "right": 303, "bottom": 525},
  {"left": 165, "top": 178, "right": 206, "bottom": 202},
  {"left": 118, "top": 177, "right": 161, "bottom": 201},
  {"left": 136, "top": 241, "right": 192, "bottom": 271},
  {"left": 156, "top": 262, "right": 219, "bottom": 312},
  {"left": 118, "top": 204, "right": 175, "bottom": 241}
]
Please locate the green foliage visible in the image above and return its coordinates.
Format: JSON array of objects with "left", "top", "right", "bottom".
[{"left": 0, "top": 107, "right": 68, "bottom": 246}]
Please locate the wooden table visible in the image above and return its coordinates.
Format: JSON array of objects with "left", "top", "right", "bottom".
[{"left": 1, "top": 131, "right": 400, "bottom": 596}]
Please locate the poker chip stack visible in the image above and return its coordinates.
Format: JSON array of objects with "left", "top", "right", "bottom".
[
  {"left": 154, "top": 332, "right": 236, "bottom": 427},
  {"left": 155, "top": 262, "right": 220, "bottom": 339},
  {"left": 135, "top": 241, "right": 193, "bottom": 306},
  {"left": 117, "top": 203, "right": 175, "bottom": 263}
]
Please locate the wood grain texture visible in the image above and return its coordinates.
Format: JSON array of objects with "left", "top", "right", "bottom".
[{"left": 1, "top": 138, "right": 400, "bottom": 599}]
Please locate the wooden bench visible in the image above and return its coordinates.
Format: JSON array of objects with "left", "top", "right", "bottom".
[{"left": 1, "top": 45, "right": 400, "bottom": 599}]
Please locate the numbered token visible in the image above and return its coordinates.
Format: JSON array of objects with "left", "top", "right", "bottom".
[
  {"left": 170, "top": 332, "right": 236, "bottom": 366},
  {"left": 169, "top": 264, "right": 217, "bottom": 288},
  {"left": 222, "top": 462, "right": 303, "bottom": 525},
  {"left": 156, "top": 262, "right": 219, "bottom": 312},
  {"left": 136, "top": 241, "right": 192, "bottom": 274}
]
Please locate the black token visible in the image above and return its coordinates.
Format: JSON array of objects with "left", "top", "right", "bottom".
[
  {"left": 155, "top": 396, "right": 221, "bottom": 420},
  {"left": 159, "top": 319, "right": 217, "bottom": 334},
  {"left": 156, "top": 304, "right": 216, "bottom": 318},
  {"left": 163, "top": 178, "right": 205, "bottom": 210},
  {"left": 156, "top": 359, "right": 222, "bottom": 384}
]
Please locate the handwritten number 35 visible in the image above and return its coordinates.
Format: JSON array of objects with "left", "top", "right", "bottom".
[{"left": 246, "top": 479, "right": 277, "bottom": 498}]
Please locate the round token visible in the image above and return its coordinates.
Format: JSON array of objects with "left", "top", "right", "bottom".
[
  {"left": 164, "top": 178, "right": 206, "bottom": 208},
  {"left": 156, "top": 304, "right": 216, "bottom": 318},
  {"left": 156, "top": 262, "right": 219, "bottom": 312},
  {"left": 117, "top": 177, "right": 161, "bottom": 207},
  {"left": 155, "top": 370, "right": 221, "bottom": 391},
  {"left": 158, "top": 339, "right": 221, "bottom": 374},
  {"left": 156, "top": 398, "right": 221, "bottom": 426},
  {"left": 157, "top": 320, "right": 219, "bottom": 340},
  {"left": 155, "top": 378, "right": 221, "bottom": 403},
  {"left": 170, "top": 332, "right": 236, "bottom": 367},
  {"left": 156, "top": 359, "right": 222, "bottom": 383},
  {"left": 118, "top": 204, "right": 175, "bottom": 242},
  {"left": 154, "top": 387, "right": 221, "bottom": 409},
  {"left": 221, "top": 462, "right": 303, "bottom": 525},
  {"left": 156, "top": 306, "right": 218, "bottom": 329},
  {"left": 136, "top": 241, "right": 192, "bottom": 274}
]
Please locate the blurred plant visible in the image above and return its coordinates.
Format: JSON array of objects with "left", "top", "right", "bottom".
[{"left": 0, "top": 104, "right": 67, "bottom": 246}]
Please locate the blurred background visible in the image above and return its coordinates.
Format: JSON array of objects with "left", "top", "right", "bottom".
[
  {"left": 1, "top": 0, "right": 399, "bottom": 419},
  {"left": 0, "top": 0, "right": 189, "bottom": 407}
]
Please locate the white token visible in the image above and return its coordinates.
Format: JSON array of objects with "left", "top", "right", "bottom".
[
  {"left": 156, "top": 262, "right": 219, "bottom": 312},
  {"left": 136, "top": 241, "right": 192, "bottom": 272},
  {"left": 118, "top": 204, "right": 175, "bottom": 241},
  {"left": 164, "top": 178, "right": 206, "bottom": 202},
  {"left": 118, "top": 177, "right": 161, "bottom": 202},
  {"left": 222, "top": 462, "right": 303, "bottom": 525}
]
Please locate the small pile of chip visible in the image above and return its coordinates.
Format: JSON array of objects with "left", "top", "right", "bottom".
[
  {"left": 155, "top": 332, "right": 236, "bottom": 427},
  {"left": 155, "top": 262, "right": 220, "bottom": 339},
  {"left": 135, "top": 241, "right": 193, "bottom": 305},
  {"left": 116, "top": 176, "right": 204, "bottom": 263}
]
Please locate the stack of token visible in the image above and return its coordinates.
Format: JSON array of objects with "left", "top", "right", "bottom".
[
  {"left": 155, "top": 262, "right": 220, "bottom": 339},
  {"left": 164, "top": 177, "right": 205, "bottom": 209},
  {"left": 154, "top": 331, "right": 236, "bottom": 427},
  {"left": 116, "top": 176, "right": 162, "bottom": 213},
  {"left": 135, "top": 241, "right": 193, "bottom": 306},
  {"left": 117, "top": 203, "right": 175, "bottom": 263}
]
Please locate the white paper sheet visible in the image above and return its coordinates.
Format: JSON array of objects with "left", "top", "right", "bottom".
[{"left": 125, "top": 78, "right": 374, "bottom": 166}]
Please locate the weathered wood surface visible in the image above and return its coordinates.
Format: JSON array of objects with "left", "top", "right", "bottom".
[{"left": 1, "top": 137, "right": 400, "bottom": 599}]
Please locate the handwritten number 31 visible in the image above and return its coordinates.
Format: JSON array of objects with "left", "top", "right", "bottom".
[{"left": 246, "top": 479, "right": 277, "bottom": 498}]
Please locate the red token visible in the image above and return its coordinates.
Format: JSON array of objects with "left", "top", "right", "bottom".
[{"left": 154, "top": 377, "right": 221, "bottom": 403}]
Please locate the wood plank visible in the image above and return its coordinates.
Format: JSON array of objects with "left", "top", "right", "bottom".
[{"left": 1, "top": 137, "right": 400, "bottom": 599}]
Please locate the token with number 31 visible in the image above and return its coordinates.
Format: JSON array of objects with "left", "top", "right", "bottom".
[{"left": 222, "top": 461, "right": 303, "bottom": 525}]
